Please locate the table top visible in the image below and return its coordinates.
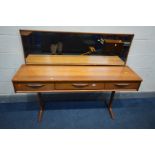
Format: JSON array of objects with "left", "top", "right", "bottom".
[
  {"left": 26, "top": 55, "right": 125, "bottom": 66},
  {"left": 13, "top": 65, "right": 142, "bottom": 82}
]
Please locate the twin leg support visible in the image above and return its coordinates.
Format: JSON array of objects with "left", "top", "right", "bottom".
[
  {"left": 37, "top": 93, "right": 45, "bottom": 122},
  {"left": 36, "top": 91, "right": 116, "bottom": 122},
  {"left": 107, "top": 91, "right": 115, "bottom": 119}
]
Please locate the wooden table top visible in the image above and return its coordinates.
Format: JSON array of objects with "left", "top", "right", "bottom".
[
  {"left": 13, "top": 65, "right": 142, "bottom": 82},
  {"left": 26, "top": 55, "right": 125, "bottom": 66}
]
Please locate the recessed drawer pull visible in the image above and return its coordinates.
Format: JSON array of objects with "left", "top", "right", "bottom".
[
  {"left": 72, "top": 83, "right": 89, "bottom": 87},
  {"left": 26, "top": 84, "right": 46, "bottom": 88},
  {"left": 115, "top": 83, "right": 130, "bottom": 87}
]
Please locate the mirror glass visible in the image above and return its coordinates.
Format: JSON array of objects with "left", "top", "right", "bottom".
[{"left": 20, "top": 30, "right": 134, "bottom": 65}]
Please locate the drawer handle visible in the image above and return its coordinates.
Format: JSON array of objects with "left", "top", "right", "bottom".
[
  {"left": 26, "top": 84, "right": 45, "bottom": 88},
  {"left": 72, "top": 83, "right": 89, "bottom": 87},
  {"left": 115, "top": 83, "right": 130, "bottom": 87}
]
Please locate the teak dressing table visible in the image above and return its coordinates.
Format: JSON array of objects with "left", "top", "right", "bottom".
[{"left": 12, "top": 30, "right": 142, "bottom": 122}]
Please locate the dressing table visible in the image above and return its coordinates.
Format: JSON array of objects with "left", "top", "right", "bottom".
[{"left": 12, "top": 30, "right": 142, "bottom": 122}]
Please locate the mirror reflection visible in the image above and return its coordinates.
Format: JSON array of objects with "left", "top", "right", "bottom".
[{"left": 20, "top": 30, "right": 134, "bottom": 64}]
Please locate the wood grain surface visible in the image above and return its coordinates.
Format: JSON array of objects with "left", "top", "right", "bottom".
[
  {"left": 12, "top": 65, "right": 142, "bottom": 82},
  {"left": 26, "top": 55, "right": 125, "bottom": 66}
]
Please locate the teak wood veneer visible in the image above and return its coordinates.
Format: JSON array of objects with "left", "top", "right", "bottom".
[
  {"left": 13, "top": 65, "right": 141, "bottom": 84},
  {"left": 12, "top": 63, "right": 142, "bottom": 121},
  {"left": 26, "top": 55, "right": 125, "bottom": 66},
  {"left": 12, "top": 31, "right": 141, "bottom": 122},
  {"left": 13, "top": 65, "right": 142, "bottom": 92}
]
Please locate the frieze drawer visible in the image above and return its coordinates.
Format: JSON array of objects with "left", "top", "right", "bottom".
[
  {"left": 14, "top": 82, "right": 54, "bottom": 92},
  {"left": 55, "top": 82, "right": 105, "bottom": 90}
]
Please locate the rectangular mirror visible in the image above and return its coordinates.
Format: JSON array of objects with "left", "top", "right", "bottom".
[{"left": 20, "top": 30, "right": 134, "bottom": 66}]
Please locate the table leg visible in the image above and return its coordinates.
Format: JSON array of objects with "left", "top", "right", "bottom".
[
  {"left": 107, "top": 91, "right": 115, "bottom": 119},
  {"left": 37, "top": 93, "right": 45, "bottom": 122}
]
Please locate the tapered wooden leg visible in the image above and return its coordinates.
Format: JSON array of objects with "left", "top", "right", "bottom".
[
  {"left": 107, "top": 91, "right": 115, "bottom": 119},
  {"left": 37, "top": 93, "right": 45, "bottom": 122}
]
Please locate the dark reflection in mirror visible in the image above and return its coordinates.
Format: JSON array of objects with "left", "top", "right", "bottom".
[{"left": 20, "top": 30, "right": 134, "bottom": 62}]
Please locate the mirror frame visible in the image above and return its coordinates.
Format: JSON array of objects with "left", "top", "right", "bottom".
[{"left": 20, "top": 29, "right": 134, "bottom": 65}]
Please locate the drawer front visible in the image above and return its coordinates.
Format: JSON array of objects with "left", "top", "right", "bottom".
[
  {"left": 55, "top": 82, "right": 104, "bottom": 90},
  {"left": 105, "top": 82, "right": 140, "bottom": 90},
  {"left": 14, "top": 82, "right": 54, "bottom": 91}
]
